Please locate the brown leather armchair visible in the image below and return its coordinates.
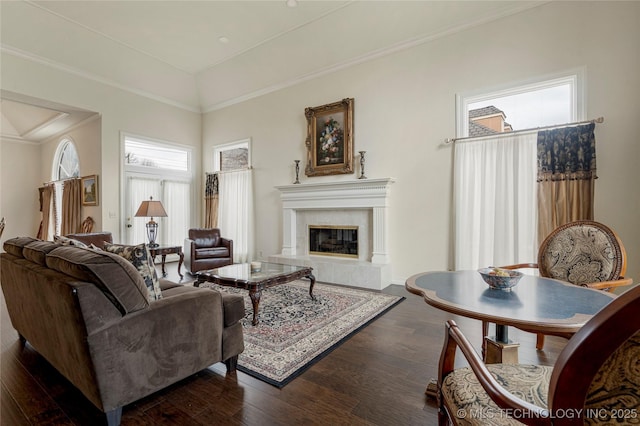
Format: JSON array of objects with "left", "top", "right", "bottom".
[{"left": 184, "top": 228, "right": 233, "bottom": 274}]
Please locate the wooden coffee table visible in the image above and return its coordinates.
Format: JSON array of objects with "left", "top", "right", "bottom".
[{"left": 194, "top": 262, "right": 315, "bottom": 325}]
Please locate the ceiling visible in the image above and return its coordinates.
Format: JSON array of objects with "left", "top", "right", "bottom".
[{"left": 0, "top": 0, "right": 544, "bottom": 143}]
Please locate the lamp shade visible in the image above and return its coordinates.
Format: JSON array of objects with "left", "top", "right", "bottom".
[{"left": 134, "top": 197, "right": 167, "bottom": 218}]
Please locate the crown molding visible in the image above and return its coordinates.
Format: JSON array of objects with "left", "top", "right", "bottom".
[
  {"left": 1, "top": 45, "right": 201, "bottom": 113},
  {"left": 41, "top": 112, "right": 102, "bottom": 145}
]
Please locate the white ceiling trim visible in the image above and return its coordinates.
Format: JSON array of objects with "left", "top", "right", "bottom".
[
  {"left": 21, "top": 111, "right": 69, "bottom": 139},
  {"left": 1, "top": 44, "right": 201, "bottom": 113},
  {"left": 203, "top": 0, "right": 547, "bottom": 113},
  {"left": 41, "top": 112, "right": 102, "bottom": 145},
  {"left": 0, "top": 135, "right": 40, "bottom": 145}
]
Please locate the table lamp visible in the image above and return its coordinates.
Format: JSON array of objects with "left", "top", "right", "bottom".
[{"left": 134, "top": 196, "right": 167, "bottom": 247}]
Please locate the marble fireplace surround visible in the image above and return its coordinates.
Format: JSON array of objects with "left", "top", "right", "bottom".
[{"left": 269, "top": 178, "right": 395, "bottom": 290}]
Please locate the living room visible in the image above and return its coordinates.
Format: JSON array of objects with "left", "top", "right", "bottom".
[{"left": 1, "top": 1, "right": 639, "bottom": 424}]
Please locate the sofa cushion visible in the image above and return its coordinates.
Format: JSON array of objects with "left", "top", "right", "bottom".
[
  {"left": 3, "top": 236, "right": 39, "bottom": 258},
  {"left": 54, "top": 235, "right": 89, "bottom": 248},
  {"left": 65, "top": 232, "right": 114, "bottom": 250},
  {"left": 104, "top": 243, "right": 162, "bottom": 301},
  {"left": 23, "top": 240, "right": 61, "bottom": 265},
  {"left": 46, "top": 246, "right": 149, "bottom": 315},
  {"left": 195, "top": 247, "right": 229, "bottom": 259}
]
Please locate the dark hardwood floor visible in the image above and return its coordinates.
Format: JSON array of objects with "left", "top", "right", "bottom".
[{"left": 1, "top": 262, "right": 566, "bottom": 425}]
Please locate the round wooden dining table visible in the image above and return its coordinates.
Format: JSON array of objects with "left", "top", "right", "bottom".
[
  {"left": 406, "top": 270, "right": 616, "bottom": 396},
  {"left": 407, "top": 270, "right": 616, "bottom": 343}
]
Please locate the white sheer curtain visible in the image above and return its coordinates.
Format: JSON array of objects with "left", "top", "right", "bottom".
[
  {"left": 128, "top": 177, "right": 160, "bottom": 245},
  {"left": 162, "top": 180, "right": 190, "bottom": 247},
  {"left": 454, "top": 132, "right": 538, "bottom": 270},
  {"left": 218, "top": 169, "right": 254, "bottom": 263}
]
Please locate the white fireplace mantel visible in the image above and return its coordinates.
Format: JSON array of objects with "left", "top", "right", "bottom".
[{"left": 275, "top": 178, "right": 395, "bottom": 264}]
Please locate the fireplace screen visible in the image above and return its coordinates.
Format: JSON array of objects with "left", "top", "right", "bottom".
[{"left": 309, "top": 225, "right": 358, "bottom": 258}]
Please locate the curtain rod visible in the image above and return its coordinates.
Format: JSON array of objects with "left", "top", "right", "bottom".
[
  {"left": 444, "top": 116, "right": 604, "bottom": 144},
  {"left": 206, "top": 167, "right": 253, "bottom": 175},
  {"left": 42, "top": 176, "right": 80, "bottom": 186}
]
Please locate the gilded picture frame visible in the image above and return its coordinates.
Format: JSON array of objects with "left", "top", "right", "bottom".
[
  {"left": 305, "top": 98, "right": 354, "bottom": 177},
  {"left": 81, "top": 175, "right": 99, "bottom": 206}
]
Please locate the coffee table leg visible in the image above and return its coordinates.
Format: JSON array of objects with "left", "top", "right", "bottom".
[
  {"left": 249, "top": 289, "right": 262, "bottom": 326},
  {"left": 307, "top": 273, "right": 316, "bottom": 300}
]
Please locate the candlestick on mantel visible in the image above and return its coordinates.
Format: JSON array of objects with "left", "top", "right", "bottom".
[
  {"left": 294, "top": 160, "right": 301, "bottom": 184},
  {"left": 358, "top": 151, "right": 367, "bottom": 179}
]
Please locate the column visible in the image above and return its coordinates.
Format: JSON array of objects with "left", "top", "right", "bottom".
[
  {"left": 371, "top": 206, "right": 390, "bottom": 264},
  {"left": 281, "top": 208, "right": 297, "bottom": 256}
]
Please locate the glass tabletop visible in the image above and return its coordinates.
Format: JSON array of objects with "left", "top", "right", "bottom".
[{"left": 198, "top": 262, "right": 311, "bottom": 282}]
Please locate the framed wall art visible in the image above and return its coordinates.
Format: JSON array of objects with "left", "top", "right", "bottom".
[
  {"left": 305, "top": 98, "right": 354, "bottom": 177},
  {"left": 81, "top": 174, "right": 99, "bottom": 206}
]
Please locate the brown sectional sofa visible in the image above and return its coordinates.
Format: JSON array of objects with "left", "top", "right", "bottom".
[{"left": 0, "top": 236, "right": 245, "bottom": 426}]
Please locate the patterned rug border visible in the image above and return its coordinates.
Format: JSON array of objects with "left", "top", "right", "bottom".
[{"left": 206, "top": 281, "right": 404, "bottom": 388}]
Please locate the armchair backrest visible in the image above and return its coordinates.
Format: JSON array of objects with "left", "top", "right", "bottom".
[
  {"left": 188, "top": 228, "right": 221, "bottom": 248},
  {"left": 548, "top": 283, "right": 640, "bottom": 417},
  {"left": 538, "top": 220, "right": 627, "bottom": 286}
]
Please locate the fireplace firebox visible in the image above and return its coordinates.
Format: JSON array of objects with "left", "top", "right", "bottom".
[{"left": 309, "top": 225, "right": 358, "bottom": 258}]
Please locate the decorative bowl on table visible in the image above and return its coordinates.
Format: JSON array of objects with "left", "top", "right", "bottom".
[{"left": 478, "top": 267, "right": 523, "bottom": 291}]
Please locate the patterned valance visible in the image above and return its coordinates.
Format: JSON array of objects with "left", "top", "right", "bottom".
[
  {"left": 537, "top": 122, "right": 597, "bottom": 182},
  {"left": 205, "top": 172, "right": 218, "bottom": 197}
]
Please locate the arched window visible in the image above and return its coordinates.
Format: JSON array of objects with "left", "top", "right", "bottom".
[
  {"left": 55, "top": 138, "right": 80, "bottom": 180},
  {"left": 52, "top": 138, "right": 80, "bottom": 236}
]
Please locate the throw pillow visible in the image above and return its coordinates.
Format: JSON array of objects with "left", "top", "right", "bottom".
[
  {"left": 104, "top": 243, "right": 162, "bottom": 301},
  {"left": 54, "top": 235, "right": 89, "bottom": 248}
]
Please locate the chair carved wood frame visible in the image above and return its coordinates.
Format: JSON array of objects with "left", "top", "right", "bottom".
[
  {"left": 438, "top": 281, "right": 640, "bottom": 425},
  {"left": 496, "top": 220, "right": 632, "bottom": 351}
]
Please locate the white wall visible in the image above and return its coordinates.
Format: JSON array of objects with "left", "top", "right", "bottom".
[
  {"left": 38, "top": 116, "right": 102, "bottom": 226},
  {"left": 0, "top": 140, "right": 42, "bottom": 247},
  {"left": 203, "top": 2, "right": 640, "bottom": 285},
  {"left": 0, "top": 54, "right": 202, "bottom": 243}
]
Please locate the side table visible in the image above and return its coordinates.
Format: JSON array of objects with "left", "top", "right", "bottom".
[{"left": 148, "top": 245, "right": 184, "bottom": 278}]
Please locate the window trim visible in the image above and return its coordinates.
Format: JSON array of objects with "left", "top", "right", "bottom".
[
  {"left": 455, "top": 68, "right": 585, "bottom": 138},
  {"left": 212, "top": 138, "right": 252, "bottom": 172},
  {"left": 120, "top": 132, "right": 195, "bottom": 240},
  {"left": 52, "top": 137, "right": 80, "bottom": 180}
]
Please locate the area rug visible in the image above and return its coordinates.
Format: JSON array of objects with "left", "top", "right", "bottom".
[{"left": 200, "top": 280, "right": 404, "bottom": 388}]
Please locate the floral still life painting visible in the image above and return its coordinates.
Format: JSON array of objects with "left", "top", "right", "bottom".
[
  {"left": 317, "top": 116, "right": 344, "bottom": 165},
  {"left": 305, "top": 98, "right": 354, "bottom": 177}
]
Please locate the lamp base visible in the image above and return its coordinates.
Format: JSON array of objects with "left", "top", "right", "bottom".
[{"left": 148, "top": 243, "right": 159, "bottom": 248}]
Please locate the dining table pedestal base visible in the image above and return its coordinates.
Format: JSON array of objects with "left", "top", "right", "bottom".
[{"left": 485, "top": 337, "right": 520, "bottom": 364}]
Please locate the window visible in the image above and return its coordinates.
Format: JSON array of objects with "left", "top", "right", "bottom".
[
  {"left": 213, "top": 140, "right": 250, "bottom": 172},
  {"left": 123, "top": 134, "right": 193, "bottom": 247},
  {"left": 52, "top": 138, "right": 80, "bottom": 236},
  {"left": 454, "top": 72, "right": 583, "bottom": 270},
  {"left": 212, "top": 139, "right": 254, "bottom": 263},
  {"left": 125, "top": 137, "right": 189, "bottom": 172},
  {"left": 457, "top": 72, "right": 582, "bottom": 138}
]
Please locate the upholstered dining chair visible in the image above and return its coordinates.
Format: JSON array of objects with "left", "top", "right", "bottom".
[
  {"left": 438, "top": 282, "right": 640, "bottom": 425},
  {"left": 80, "top": 216, "right": 95, "bottom": 233},
  {"left": 496, "top": 220, "right": 632, "bottom": 350}
]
